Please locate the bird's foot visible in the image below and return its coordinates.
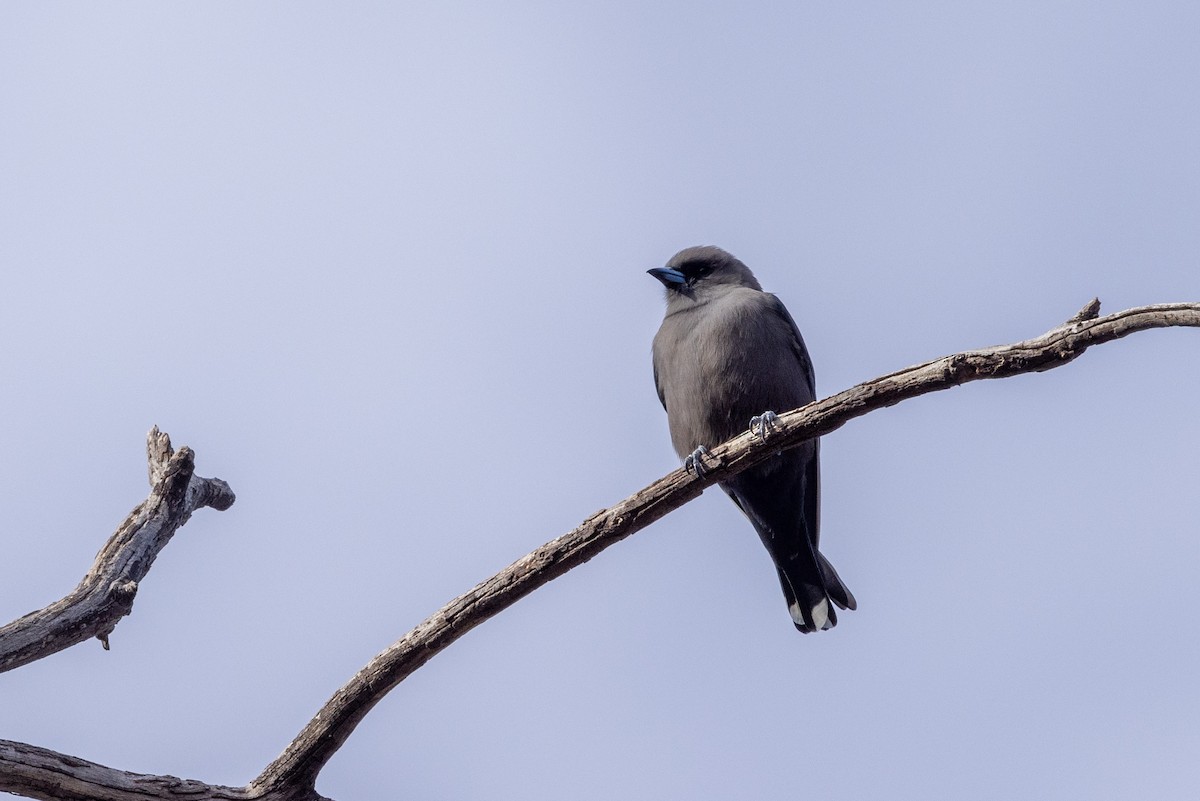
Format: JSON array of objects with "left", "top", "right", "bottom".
[
  {"left": 749, "top": 411, "right": 780, "bottom": 440},
  {"left": 683, "top": 446, "right": 713, "bottom": 478}
]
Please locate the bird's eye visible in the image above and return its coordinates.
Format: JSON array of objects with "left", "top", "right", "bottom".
[{"left": 684, "top": 262, "right": 715, "bottom": 283}]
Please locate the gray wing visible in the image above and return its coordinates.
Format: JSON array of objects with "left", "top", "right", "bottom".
[
  {"left": 766, "top": 294, "right": 856, "bottom": 610},
  {"left": 766, "top": 294, "right": 820, "bottom": 545},
  {"left": 651, "top": 353, "right": 667, "bottom": 411},
  {"left": 766, "top": 293, "right": 816, "bottom": 396}
]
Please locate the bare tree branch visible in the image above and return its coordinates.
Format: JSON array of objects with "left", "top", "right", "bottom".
[
  {"left": 1, "top": 301, "right": 1196, "bottom": 801},
  {"left": 0, "top": 427, "right": 235, "bottom": 672},
  {"left": 0, "top": 740, "right": 254, "bottom": 801},
  {"left": 251, "top": 299, "right": 1200, "bottom": 795}
]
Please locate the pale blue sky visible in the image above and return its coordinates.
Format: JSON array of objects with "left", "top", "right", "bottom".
[{"left": 2, "top": 4, "right": 1198, "bottom": 800}]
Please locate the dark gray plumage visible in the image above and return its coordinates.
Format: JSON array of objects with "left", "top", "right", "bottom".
[{"left": 648, "top": 245, "right": 856, "bottom": 632}]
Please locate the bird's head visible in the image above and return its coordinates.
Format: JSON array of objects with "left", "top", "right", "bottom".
[{"left": 647, "top": 245, "right": 763, "bottom": 299}]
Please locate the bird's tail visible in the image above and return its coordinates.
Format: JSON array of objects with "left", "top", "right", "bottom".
[
  {"left": 818, "top": 551, "right": 857, "bottom": 612},
  {"left": 778, "top": 552, "right": 856, "bottom": 633}
]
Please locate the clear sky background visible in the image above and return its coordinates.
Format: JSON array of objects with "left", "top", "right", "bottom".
[{"left": 2, "top": 4, "right": 1198, "bottom": 800}]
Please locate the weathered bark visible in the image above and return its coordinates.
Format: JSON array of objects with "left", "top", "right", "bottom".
[
  {"left": 1, "top": 301, "right": 1196, "bottom": 801},
  {"left": 0, "top": 740, "right": 254, "bottom": 801},
  {"left": 0, "top": 428, "right": 234, "bottom": 673}
]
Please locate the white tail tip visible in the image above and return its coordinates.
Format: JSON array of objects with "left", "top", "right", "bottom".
[{"left": 789, "top": 597, "right": 831, "bottom": 632}]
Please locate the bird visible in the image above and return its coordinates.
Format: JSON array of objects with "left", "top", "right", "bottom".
[{"left": 648, "top": 245, "right": 856, "bottom": 632}]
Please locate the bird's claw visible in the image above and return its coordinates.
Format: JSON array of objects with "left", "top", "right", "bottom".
[
  {"left": 749, "top": 411, "right": 780, "bottom": 440},
  {"left": 684, "top": 446, "right": 713, "bottom": 478}
]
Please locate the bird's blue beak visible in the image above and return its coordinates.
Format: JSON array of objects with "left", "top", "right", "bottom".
[{"left": 647, "top": 267, "right": 687, "bottom": 287}]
